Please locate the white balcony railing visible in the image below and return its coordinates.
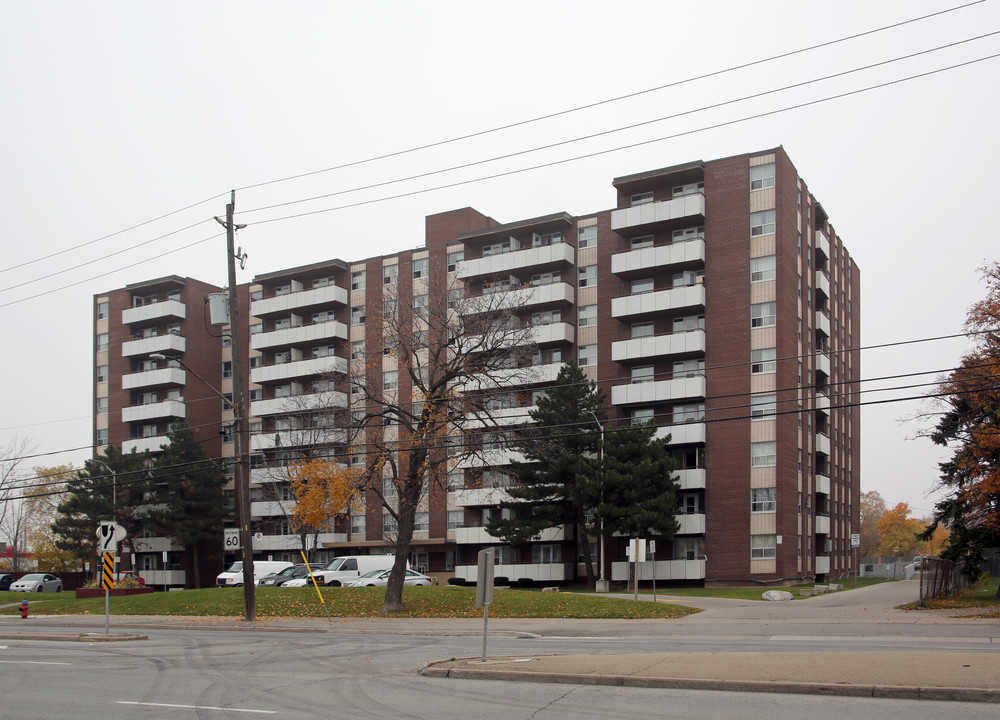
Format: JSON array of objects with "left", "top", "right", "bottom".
[
  {"left": 611, "top": 558, "right": 705, "bottom": 582},
  {"left": 250, "top": 390, "right": 348, "bottom": 418},
  {"left": 121, "top": 334, "right": 186, "bottom": 358},
  {"left": 454, "top": 562, "right": 571, "bottom": 583},
  {"left": 122, "top": 367, "right": 186, "bottom": 391},
  {"left": 611, "top": 239, "right": 705, "bottom": 276},
  {"left": 611, "top": 284, "right": 705, "bottom": 320},
  {"left": 815, "top": 555, "right": 831, "bottom": 574},
  {"left": 251, "top": 355, "right": 348, "bottom": 385},
  {"left": 457, "top": 242, "right": 575, "bottom": 280},
  {"left": 122, "top": 299, "right": 187, "bottom": 325},
  {"left": 250, "top": 284, "right": 348, "bottom": 318},
  {"left": 814, "top": 515, "right": 831, "bottom": 535},
  {"left": 122, "top": 436, "right": 168, "bottom": 454},
  {"left": 674, "top": 468, "right": 706, "bottom": 491},
  {"left": 610, "top": 193, "right": 705, "bottom": 232},
  {"left": 121, "top": 399, "right": 186, "bottom": 423},
  {"left": 252, "top": 321, "right": 348, "bottom": 351},
  {"left": 611, "top": 376, "right": 706, "bottom": 406},
  {"left": 612, "top": 329, "right": 705, "bottom": 362},
  {"left": 654, "top": 422, "right": 706, "bottom": 445}
]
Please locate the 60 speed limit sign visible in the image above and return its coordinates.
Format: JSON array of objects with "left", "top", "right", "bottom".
[{"left": 224, "top": 528, "right": 241, "bottom": 551}]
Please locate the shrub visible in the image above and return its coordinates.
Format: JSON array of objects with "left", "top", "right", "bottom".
[
  {"left": 447, "top": 577, "right": 465, "bottom": 586},
  {"left": 516, "top": 578, "right": 534, "bottom": 588},
  {"left": 494, "top": 576, "right": 509, "bottom": 586}
]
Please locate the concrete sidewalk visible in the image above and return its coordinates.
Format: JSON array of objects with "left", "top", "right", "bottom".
[{"left": 421, "top": 650, "right": 1000, "bottom": 703}]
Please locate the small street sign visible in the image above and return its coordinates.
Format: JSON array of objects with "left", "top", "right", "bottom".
[
  {"left": 850, "top": 533, "right": 860, "bottom": 548},
  {"left": 224, "top": 528, "right": 242, "bottom": 551}
]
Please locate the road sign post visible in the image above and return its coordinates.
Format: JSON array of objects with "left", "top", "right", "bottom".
[{"left": 476, "top": 548, "right": 495, "bottom": 662}]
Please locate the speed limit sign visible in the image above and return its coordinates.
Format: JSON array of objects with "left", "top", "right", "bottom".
[{"left": 223, "top": 528, "right": 241, "bottom": 551}]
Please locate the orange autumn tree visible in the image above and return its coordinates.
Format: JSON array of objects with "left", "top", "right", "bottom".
[
  {"left": 924, "top": 262, "right": 1000, "bottom": 592},
  {"left": 288, "top": 459, "right": 363, "bottom": 549},
  {"left": 876, "top": 502, "right": 925, "bottom": 557}
]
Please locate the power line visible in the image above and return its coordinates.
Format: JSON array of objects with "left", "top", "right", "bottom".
[{"left": 232, "top": 1, "right": 984, "bottom": 194}]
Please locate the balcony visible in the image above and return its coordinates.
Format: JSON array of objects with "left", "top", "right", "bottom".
[
  {"left": 814, "top": 514, "right": 830, "bottom": 534},
  {"left": 815, "top": 230, "right": 831, "bottom": 263},
  {"left": 611, "top": 376, "right": 706, "bottom": 406},
  {"left": 252, "top": 321, "right": 348, "bottom": 351},
  {"left": 654, "top": 423, "right": 706, "bottom": 445},
  {"left": 815, "top": 352, "right": 831, "bottom": 378},
  {"left": 529, "top": 322, "right": 575, "bottom": 346},
  {"left": 465, "top": 362, "right": 562, "bottom": 392},
  {"left": 815, "top": 555, "right": 831, "bottom": 574},
  {"left": 251, "top": 429, "right": 347, "bottom": 451},
  {"left": 122, "top": 299, "right": 186, "bottom": 326},
  {"left": 122, "top": 367, "right": 186, "bottom": 391},
  {"left": 251, "top": 390, "right": 348, "bottom": 418},
  {"left": 454, "top": 524, "right": 570, "bottom": 545},
  {"left": 814, "top": 392, "right": 830, "bottom": 412},
  {"left": 122, "top": 399, "right": 185, "bottom": 423},
  {"left": 458, "top": 242, "right": 575, "bottom": 280},
  {"left": 122, "top": 333, "right": 186, "bottom": 358},
  {"left": 251, "top": 355, "right": 348, "bottom": 385},
  {"left": 250, "top": 284, "right": 348, "bottom": 318},
  {"left": 464, "top": 406, "right": 533, "bottom": 428},
  {"left": 250, "top": 500, "right": 295, "bottom": 518},
  {"left": 815, "top": 311, "right": 831, "bottom": 338},
  {"left": 675, "top": 468, "right": 706, "bottom": 490},
  {"left": 612, "top": 329, "right": 705, "bottom": 362},
  {"left": 815, "top": 432, "right": 831, "bottom": 456},
  {"left": 472, "top": 281, "right": 576, "bottom": 312},
  {"left": 454, "top": 562, "right": 571, "bottom": 583},
  {"left": 611, "top": 558, "right": 705, "bottom": 582},
  {"left": 131, "top": 536, "right": 184, "bottom": 553},
  {"left": 611, "top": 239, "right": 705, "bottom": 277},
  {"left": 815, "top": 473, "right": 830, "bottom": 495},
  {"left": 455, "top": 447, "right": 527, "bottom": 469},
  {"left": 675, "top": 513, "right": 706, "bottom": 535},
  {"left": 122, "top": 436, "right": 168, "bottom": 454},
  {"left": 611, "top": 284, "right": 705, "bottom": 320},
  {"left": 453, "top": 487, "right": 514, "bottom": 507},
  {"left": 610, "top": 193, "right": 705, "bottom": 232},
  {"left": 815, "top": 270, "right": 830, "bottom": 300}
]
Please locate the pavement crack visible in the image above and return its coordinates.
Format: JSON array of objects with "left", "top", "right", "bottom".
[{"left": 526, "top": 686, "right": 577, "bottom": 718}]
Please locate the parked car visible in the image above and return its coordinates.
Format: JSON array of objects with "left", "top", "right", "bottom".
[
  {"left": 0, "top": 574, "right": 16, "bottom": 591},
  {"left": 112, "top": 571, "right": 145, "bottom": 586},
  {"left": 10, "top": 573, "right": 63, "bottom": 593},
  {"left": 299, "top": 554, "right": 400, "bottom": 587},
  {"left": 216, "top": 560, "right": 292, "bottom": 587},
  {"left": 344, "top": 569, "right": 435, "bottom": 588},
  {"left": 258, "top": 563, "right": 324, "bottom": 587}
]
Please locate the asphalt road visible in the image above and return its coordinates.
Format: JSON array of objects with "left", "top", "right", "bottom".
[{"left": 0, "top": 579, "right": 995, "bottom": 719}]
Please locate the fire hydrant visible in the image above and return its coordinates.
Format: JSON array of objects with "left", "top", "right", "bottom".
[{"left": 19, "top": 600, "right": 28, "bottom": 619}]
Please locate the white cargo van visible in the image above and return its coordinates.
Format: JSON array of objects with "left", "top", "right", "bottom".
[
  {"left": 311, "top": 555, "right": 403, "bottom": 586},
  {"left": 216, "top": 560, "right": 292, "bottom": 587}
]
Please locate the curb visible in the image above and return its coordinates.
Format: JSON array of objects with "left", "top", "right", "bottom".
[
  {"left": 0, "top": 631, "right": 147, "bottom": 643},
  {"left": 419, "top": 662, "right": 1000, "bottom": 704}
]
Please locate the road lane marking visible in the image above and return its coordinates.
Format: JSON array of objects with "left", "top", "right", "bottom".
[
  {"left": 118, "top": 702, "right": 277, "bottom": 714},
  {"left": 0, "top": 660, "right": 72, "bottom": 665}
]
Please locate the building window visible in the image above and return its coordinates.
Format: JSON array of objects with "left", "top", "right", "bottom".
[
  {"left": 631, "top": 365, "right": 654, "bottom": 384},
  {"left": 672, "top": 182, "right": 703, "bottom": 197},
  {"left": 673, "top": 358, "right": 704, "bottom": 377},
  {"left": 383, "top": 514, "right": 399, "bottom": 535},
  {"left": 631, "top": 235, "right": 654, "bottom": 250},
  {"left": 750, "top": 163, "right": 775, "bottom": 190},
  {"left": 673, "top": 315, "right": 705, "bottom": 332},
  {"left": 750, "top": 210, "right": 776, "bottom": 237},
  {"left": 631, "top": 191, "right": 654, "bottom": 205},
  {"left": 751, "top": 441, "right": 777, "bottom": 467},
  {"left": 440, "top": 250, "right": 463, "bottom": 273},
  {"left": 533, "top": 232, "right": 562, "bottom": 246},
  {"left": 97, "top": 365, "right": 109, "bottom": 383},
  {"left": 383, "top": 265, "right": 398, "bottom": 284},
  {"left": 673, "top": 403, "right": 705, "bottom": 423},
  {"left": 249, "top": 323, "right": 262, "bottom": 335},
  {"left": 412, "top": 294, "right": 429, "bottom": 312},
  {"left": 413, "top": 512, "right": 429, "bottom": 533},
  {"left": 578, "top": 265, "right": 597, "bottom": 287},
  {"left": 751, "top": 348, "right": 776, "bottom": 374},
  {"left": 350, "top": 340, "right": 365, "bottom": 361},
  {"left": 350, "top": 515, "right": 365, "bottom": 536},
  {"left": 750, "top": 394, "right": 776, "bottom": 419},
  {"left": 249, "top": 389, "right": 263, "bottom": 401},
  {"left": 351, "top": 305, "right": 366, "bottom": 325},
  {"left": 631, "top": 407, "right": 655, "bottom": 425},
  {"left": 532, "top": 544, "right": 562, "bottom": 563},
  {"left": 751, "top": 534, "right": 777, "bottom": 559},
  {"left": 578, "top": 305, "right": 597, "bottom": 327},
  {"left": 97, "top": 333, "right": 109, "bottom": 352},
  {"left": 96, "top": 397, "right": 109, "bottom": 415},
  {"left": 673, "top": 270, "right": 703, "bottom": 287},
  {"left": 412, "top": 258, "right": 429, "bottom": 279},
  {"left": 96, "top": 302, "right": 109, "bottom": 320},
  {"left": 578, "top": 344, "right": 596, "bottom": 367},
  {"left": 312, "top": 276, "right": 331, "bottom": 289},
  {"left": 351, "top": 271, "right": 366, "bottom": 291},
  {"left": 250, "top": 355, "right": 262, "bottom": 369},
  {"left": 383, "top": 371, "right": 398, "bottom": 391},
  {"left": 750, "top": 302, "right": 776, "bottom": 328},
  {"left": 96, "top": 428, "right": 109, "bottom": 446},
  {"left": 751, "top": 488, "right": 777, "bottom": 513},
  {"left": 750, "top": 255, "right": 776, "bottom": 282},
  {"left": 631, "top": 321, "right": 654, "bottom": 339},
  {"left": 631, "top": 278, "right": 654, "bottom": 295},
  {"left": 447, "top": 511, "right": 463, "bottom": 530},
  {"left": 222, "top": 361, "right": 233, "bottom": 379},
  {"left": 578, "top": 225, "right": 597, "bottom": 248},
  {"left": 274, "top": 285, "right": 291, "bottom": 296},
  {"left": 672, "top": 226, "right": 704, "bottom": 243}
]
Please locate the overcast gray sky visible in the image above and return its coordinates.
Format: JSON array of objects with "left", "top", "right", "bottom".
[{"left": 1, "top": 0, "right": 996, "bottom": 518}]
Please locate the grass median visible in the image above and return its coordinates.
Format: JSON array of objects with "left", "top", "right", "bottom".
[{"left": 0, "top": 586, "right": 699, "bottom": 620}]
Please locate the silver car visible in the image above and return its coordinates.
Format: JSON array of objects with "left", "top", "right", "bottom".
[
  {"left": 10, "top": 573, "right": 63, "bottom": 593},
  {"left": 344, "top": 569, "right": 434, "bottom": 587}
]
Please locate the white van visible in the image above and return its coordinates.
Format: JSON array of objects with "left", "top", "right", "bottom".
[
  {"left": 216, "top": 560, "right": 293, "bottom": 587},
  {"left": 310, "top": 555, "right": 403, "bottom": 586}
]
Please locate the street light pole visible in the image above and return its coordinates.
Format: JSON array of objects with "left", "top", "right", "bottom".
[{"left": 585, "top": 410, "right": 609, "bottom": 593}]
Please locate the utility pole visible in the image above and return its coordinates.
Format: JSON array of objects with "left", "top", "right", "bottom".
[{"left": 217, "top": 190, "right": 254, "bottom": 620}]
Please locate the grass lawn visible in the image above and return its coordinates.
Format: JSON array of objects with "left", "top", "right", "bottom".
[
  {"left": 904, "top": 578, "right": 1000, "bottom": 617},
  {"left": 598, "top": 576, "right": 891, "bottom": 601},
  {"left": 0, "top": 586, "right": 699, "bottom": 620}
]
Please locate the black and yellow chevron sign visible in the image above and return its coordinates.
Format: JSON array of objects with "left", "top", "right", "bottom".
[{"left": 102, "top": 553, "right": 114, "bottom": 590}]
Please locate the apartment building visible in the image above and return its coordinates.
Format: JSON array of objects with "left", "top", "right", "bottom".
[{"left": 92, "top": 147, "right": 859, "bottom": 587}]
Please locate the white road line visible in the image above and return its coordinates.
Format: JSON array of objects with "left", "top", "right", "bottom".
[
  {"left": 0, "top": 660, "right": 72, "bottom": 665},
  {"left": 118, "top": 702, "right": 277, "bottom": 714}
]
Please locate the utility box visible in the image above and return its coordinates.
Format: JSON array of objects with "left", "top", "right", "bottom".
[{"left": 208, "top": 293, "right": 229, "bottom": 326}]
